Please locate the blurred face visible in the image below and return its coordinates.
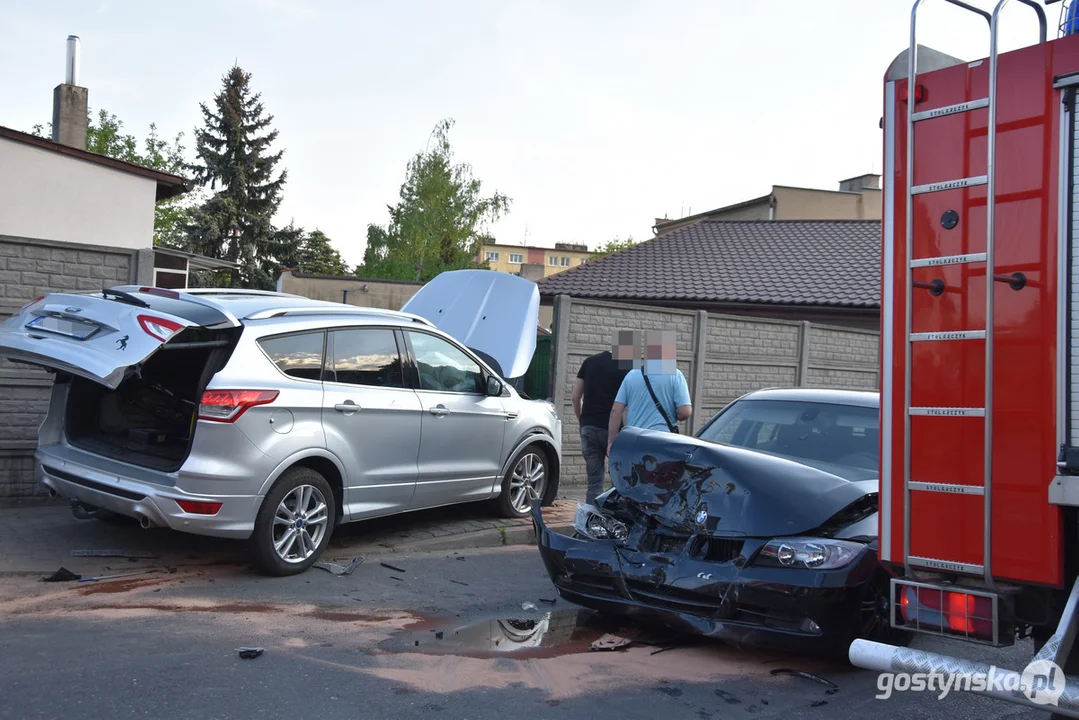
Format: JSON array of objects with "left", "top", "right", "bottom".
[
  {"left": 612, "top": 330, "right": 640, "bottom": 370},
  {"left": 644, "top": 330, "right": 677, "bottom": 374}
]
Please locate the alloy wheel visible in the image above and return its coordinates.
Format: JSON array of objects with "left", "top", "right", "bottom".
[
  {"left": 272, "top": 484, "right": 329, "bottom": 563},
  {"left": 509, "top": 452, "right": 546, "bottom": 514}
]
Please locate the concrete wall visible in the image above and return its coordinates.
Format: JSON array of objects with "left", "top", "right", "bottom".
[
  {"left": 0, "top": 235, "right": 153, "bottom": 503},
  {"left": 549, "top": 296, "right": 880, "bottom": 491},
  {"left": 277, "top": 271, "right": 424, "bottom": 310},
  {"left": 0, "top": 137, "right": 158, "bottom": 250},
  {"left": 774, "top": 186, "right": 882, "bottom": 221}
]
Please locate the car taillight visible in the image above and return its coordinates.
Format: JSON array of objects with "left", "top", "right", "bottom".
[
  {"left": 198, "top": 390, "right": 279, "bottom": 422},
  {"left": 137, "top": 314, "right": 185, "bottom": 342},
  {"left": 176, "top": 500, "right": 223, "bottom": 515},
  {"left": 898, "top": 585, "right": 994, "bottom": 640}
]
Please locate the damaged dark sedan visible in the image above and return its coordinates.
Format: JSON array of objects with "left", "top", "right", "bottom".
[{"left": 532, "top": 388, "right": 910, "bottom": 656}]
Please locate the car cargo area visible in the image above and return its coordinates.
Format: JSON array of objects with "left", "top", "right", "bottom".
[{"left": 64, "top": 330, "right": 236, "bottom": 472}]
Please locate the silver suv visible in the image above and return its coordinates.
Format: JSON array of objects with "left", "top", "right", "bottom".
[{"left": 0, "top": 271, "right": 562, "bottom": 575}]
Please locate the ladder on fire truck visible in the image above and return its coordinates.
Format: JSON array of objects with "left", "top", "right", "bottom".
[{"left": 902, "top": 0, "right": 1047, "bottom": 585}]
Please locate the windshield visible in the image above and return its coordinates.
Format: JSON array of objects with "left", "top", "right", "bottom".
[{"left": 696, "top": 398, "right": 879, "bottom": 479}]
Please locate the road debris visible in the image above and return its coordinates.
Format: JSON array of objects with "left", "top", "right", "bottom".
[
  {"left": 539, "top": 597, "right": 557, "bottom": 604},
  {"left": 590, "top": 634, "right": 633, "bottom": 652},
  {"left": 390, "top": 576, "right": 404, "bottom": 582},
  {"left": 78, "top": 569, "right": 158, "bottom": 583},
  {"left": 449, "top": 579, "right": 469, "bottom": 586},
  {"left": 380, "top": 562, "right": 406, "bottom": 573},
  {"left": 71, "top": 549, "right": 159, "bottom": 559},
  {"left": 41, "top": 567, "right": 81, "bottom": 582},
  {"left": 521, "top": 601, "right": 537, "bottom": 611},
  {"left": 770, "top": 669, "right": 838, "bottom": 694},
  {"left": 237, "top": 647, "right": 264, "bottom": 659},
  {"left": 313, "top": 557, "right": 364, "bottom": 576}
]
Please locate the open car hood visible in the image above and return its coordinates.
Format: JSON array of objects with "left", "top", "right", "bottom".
[
  {"left": 607, "top": 426, "right": 878, "bottom": 538},
  {"left": 400, "top": 270, "right": 539, "bottom": 379}
]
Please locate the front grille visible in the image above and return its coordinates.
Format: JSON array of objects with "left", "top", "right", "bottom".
[{"left": 693, "top": 537, "right": 744, "bottom": 563}]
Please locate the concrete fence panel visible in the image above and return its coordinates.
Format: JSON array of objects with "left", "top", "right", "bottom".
[{"left": 549, "top": 295, "right": 880, "bottom": 493}]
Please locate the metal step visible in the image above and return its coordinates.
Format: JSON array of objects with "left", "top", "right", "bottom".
[
  {"left": 909, "top": 407, "right": 986, "bottom": 417},
  {"left": 911, "top": 97, "right": 989, "bottom": 122},
  {"left": 909, "top": 481, "right": 985, "bottom": 495},
  {"left": 911, "top": 175, "right": 988, "bottom": 195},
  {"left": 910, "top": 330, "right": 986, "bottom": 341},
  {"left": 908, "top": 556, "right": 985, "bottom": 575},
  {"left": 910, "top": 252, "right": 987, "bottom": 268}
]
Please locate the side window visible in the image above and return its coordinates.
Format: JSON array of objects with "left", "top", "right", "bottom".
[
  {"left": 408, "top": 332, "right": 485, "bottom": 394},
  {"left": 328, "top": 328, "right": 404, "bottom": 388},
  {"left": 258, "top": 331, "right": 325, "bottom": 381}
]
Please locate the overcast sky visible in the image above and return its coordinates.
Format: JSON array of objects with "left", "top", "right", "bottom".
[{"left": 0, "top": 0, "right": 1060, "bottom": 267}]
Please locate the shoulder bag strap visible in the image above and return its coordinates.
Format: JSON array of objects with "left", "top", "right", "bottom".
[{"left": 641, "top": 370, "right": 678, "bottom": 433}]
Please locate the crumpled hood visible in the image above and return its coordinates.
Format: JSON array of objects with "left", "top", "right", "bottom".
[{"left": 607, "top": 426, "right": 878, "bottom": 538}]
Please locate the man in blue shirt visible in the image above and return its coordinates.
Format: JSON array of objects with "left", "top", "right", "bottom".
[{"left": 607, "top": 330, "right": 692, "bottom": 454}]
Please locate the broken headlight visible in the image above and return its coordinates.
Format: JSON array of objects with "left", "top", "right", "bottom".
[
  {"left": 574, "top": 503, "right": 629, "bottom": 541},
  {"left": 754, "top": 537, "right": 863, "bottom": 570}
]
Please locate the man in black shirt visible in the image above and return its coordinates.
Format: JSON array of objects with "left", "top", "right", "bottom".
[{"left": 572, "top": 330, "right": 637, "bottom": 503}]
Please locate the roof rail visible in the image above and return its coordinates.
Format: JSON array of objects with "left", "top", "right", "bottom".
[
  {"left": 244, "top": 305, "right": 436, "bottom": 326},
  {"left": 180, "top": 288, "right": 302, "bottom": 297}
]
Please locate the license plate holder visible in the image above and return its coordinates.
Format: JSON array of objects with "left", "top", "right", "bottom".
[{"left": 26, "top": 314, "right": 100, "bottom": 340}]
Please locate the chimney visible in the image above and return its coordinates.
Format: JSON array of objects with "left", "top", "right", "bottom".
[{"left": 51, "top": 35, "right": 88, "bottom": 150}]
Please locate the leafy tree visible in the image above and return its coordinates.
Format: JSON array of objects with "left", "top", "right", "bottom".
[
  {"left": 590, "top": 235, "right": 638, "bottom": 260},
  {"left": 358, "top": 119, "right": 510, "bottom": 282},
  {"left": 186, "top": 65, "right": 287, "bottom": 288},
  {"left": 31, "top": 110, "right": 196, "bottom": 247}
]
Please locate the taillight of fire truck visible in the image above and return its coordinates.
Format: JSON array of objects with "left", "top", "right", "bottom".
[{"left": 897, "top": 585, "right": 994, "bottom": 641}]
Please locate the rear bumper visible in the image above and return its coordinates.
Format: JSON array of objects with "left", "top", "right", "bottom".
[
  {"left": 38, "top": 444, "right": 260, "bottom": 539},
  {"left": 531, "top": 500, "right": 878, "bottom": 655}
]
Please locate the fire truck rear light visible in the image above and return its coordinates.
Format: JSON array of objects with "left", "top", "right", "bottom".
[
  {"left": 198, "top": 390, "right": 279, "bottom": 422},
  {"left": 894, "top": 581, "right": 999, "bottom": 643},
  {"left": 902, "top": 84, "right": 927, "bottom": 103}
]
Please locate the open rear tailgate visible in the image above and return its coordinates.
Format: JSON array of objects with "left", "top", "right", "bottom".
[{"left": 0, "top": 288, "right": 237, "bottom": 390}]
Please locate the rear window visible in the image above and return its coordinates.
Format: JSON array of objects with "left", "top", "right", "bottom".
[{"left": 258, "top": 332, "right": 325, "bottom": 381}]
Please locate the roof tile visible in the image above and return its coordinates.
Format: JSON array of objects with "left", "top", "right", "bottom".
[{"left": 536, "top": 219, "right": 881, "bottom": 308}]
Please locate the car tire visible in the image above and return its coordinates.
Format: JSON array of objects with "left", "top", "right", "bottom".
[
  {"left": 250, "top": 467, "right": 336, "bottom": 577},
  {"left": 854, "top": 570, "right": 913, "bottom": 650},
  {"left": 496, "top": 445, "right": 549, "bottom": 518}
]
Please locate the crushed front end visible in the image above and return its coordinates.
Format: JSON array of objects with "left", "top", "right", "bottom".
[{"left": 532, "top": 427, "right": 884, "bottom": 655}]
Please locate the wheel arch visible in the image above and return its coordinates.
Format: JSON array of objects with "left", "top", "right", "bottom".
[
  {"left": 257, "top": 450, "right": 347, "bottom": 521},
  {"left": 501, "top": 428, "right": 560, "bottom": 505}
]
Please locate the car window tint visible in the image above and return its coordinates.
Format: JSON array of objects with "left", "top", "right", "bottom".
[
  {"left": 698, "top": 399, "right": 879, "bottom": 473},
  {"left": 408, "top": 332, "right": 484, "bottom": 394},
  {"left": 329, "top": 329, "right": 404, "bottom": 388},
  {"left": 258, "top": 332, "right": 325, "bottom": 381}
]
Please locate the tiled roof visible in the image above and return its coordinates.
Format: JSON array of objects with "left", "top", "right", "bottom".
[{"left": 536, "top": 220, "right": 881, "bottom": 308}]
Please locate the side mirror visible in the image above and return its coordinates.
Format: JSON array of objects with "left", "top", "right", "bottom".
[{"left": 487, "top": 375, "right": 504, "bottom": 397}]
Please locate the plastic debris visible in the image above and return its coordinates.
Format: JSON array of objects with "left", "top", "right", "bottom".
[
  {"left": 237, "top": 647, "right": 264, "bottom": 659},
  {"left": 449, "top": 579, "right": 469, "bottom": 586},
  {"left": 78, "top": 569, "right": 157, "bottom": 583},
  {"left": 590, "top": 634, "right": 633, "bottom": 651},
  {"left": 521, "top": 601, "right": 537, "bottom": 611},
  {"left": 539, "top": 597, "right": 557, "bottom": 605},
  {"left": 390, "top": 576, "right": 404, "bottom": 582},
  {"left": 41, "top": 567, "right": 81, "bottom": 582},
  {"left": 380, "top": 562, "right": 406, "bottom": 573},
  {"left": 313, "top": 557, "right": 364, "bottom": 576},
  {"left": 71, "top": 549, "right": 159, "bottom": 559}
]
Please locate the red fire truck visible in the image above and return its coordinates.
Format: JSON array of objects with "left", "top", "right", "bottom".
[{"left": 848, "top": 0, "right": 1079, "bottom": 717}]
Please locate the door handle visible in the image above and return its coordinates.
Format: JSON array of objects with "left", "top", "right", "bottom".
[
  {"left": 334, "top": 401, "right": 360, "bottom": 414},
  {"left": 429, "top": 405, "right": 449, "bottom": 417}
]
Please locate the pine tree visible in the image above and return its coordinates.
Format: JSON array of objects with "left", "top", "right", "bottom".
[{"left": 187, "top": 65, "right": 286, "bottom": 287}]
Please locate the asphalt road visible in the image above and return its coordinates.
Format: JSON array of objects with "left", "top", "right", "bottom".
[{"left": 0, "top": 544, "right": 1055, "bottom": 720}]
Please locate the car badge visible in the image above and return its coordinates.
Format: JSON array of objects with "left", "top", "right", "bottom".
[{"left": 695, "top": 508, "right": 708, "bottom": 525}]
